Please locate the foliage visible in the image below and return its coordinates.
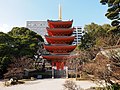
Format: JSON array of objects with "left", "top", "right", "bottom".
[
  {"left": 100, "top": 0, "right": 120, "bottom": 32},
  {"left": 0, "top": 32, "right": 15, "bottom": 57},
  {"left": 111, "top": 83, "right": 120, "bottom": 90},
  {"left": 78, "top": 23, "right": 113, "bottom": 64},
  {"left": 107, "top": 50, "right": 120, "bottom": 80},
  {"left": 79, "top": 23, "right": 120, "bottom": 51},
  {"left": 8, "top": 27, "right": 44, "bottom": 57},
  {"left": 74, "top": 22, "right": 120, "bottom": 87},
  {"left": 0, "top": 32, "right": 14, "bottom": 44},
  {"left": 0, "top": 27, "right": 44, "bottom": 78},
  {"left": 0, "top": 56, "right": 11, "bottom": 76},
  {"left": 100, "top": 0, "right": 120, "bottom": 24},
  {"left": 79, "top": 23, "right": 111, "bottom": 50},
  {"left": 63, "top": 80, "right": 82, "bottom": 90},
  {"left": 83, "top": 49, "right": 120, "bottom": 89},
  {"left": 4, "top": 56, "right": 34, "bottom": 79},
  {"left": 0, "top": 32, "right": 15, "bottom": 77}
]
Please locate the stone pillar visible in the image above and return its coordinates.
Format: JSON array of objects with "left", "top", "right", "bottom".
[
  {"left": 52, "top": 67, "right": 54, "bottom": 79},
  {"left": 52, "top": 62, "right": 54, "bottom": 79},
  {"left": 66, "top": 66, "right": 68, "bottom": 78}
]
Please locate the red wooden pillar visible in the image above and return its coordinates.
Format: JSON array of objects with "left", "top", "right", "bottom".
[
  {"left": 56, "top": 62, "right": 60, "bottom": 70},
  {"left": 52, "top": 61, "right": 54, "bottom": 67},
  {"left": 61, "top": 62, "right": 64, "bottom": 70}
]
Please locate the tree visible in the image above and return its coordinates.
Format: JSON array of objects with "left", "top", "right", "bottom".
[
  {"left": 0, "top": 32, "right": 15, "bottom": 57},
  {"left": 0, "top": 32, "right": 15, "bottom": 77},
  {"left": 83, "top": 52, "right": 112, "bottom": 89},
  {"left": 100, "top": 0, "right": 120, "bottom": 32},
  {"left": 0, "top": 32, "right": 14, "bottom": 44},
  {"left": 4, "top": 56, "right": 34, "bottom": 79},
  {"left": 100, "top": 0, "right": 120, "bottom": 25},
  {"left": 79, "top": 22, "right": 120, "bottom": 51},
  {"left": 0, "top": 27, "right": 45, "bottom": 78},
  {"left": 66, "top": 48, "right": 93, "bottom": 79},
  {"left": 107, "top": 49, "right": 120, "bottom": 81},
  {"left": 7, "top": 27, "right": 46, "bottom": 73},
  {"left": 83, "top": 49, "right": 120, "bottom": 89},
  {"left": 79, "top": 23, "right": 111, "bottom": 50},
  {"left": 63, "top": 80, "right": 81, "bottom": 90},
  {"left": 78, "top": 23, "right": 114, "bottom": 63},
  {"left": 0, "top": 56, "right": 12, "bottom": 78},
  {"left": 8, "top": 27, "right": 44, "bottom": 58}
]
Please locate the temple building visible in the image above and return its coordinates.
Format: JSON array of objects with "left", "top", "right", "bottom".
[{"left": 42, "top": 5, "right": 76, "bottom": 78}]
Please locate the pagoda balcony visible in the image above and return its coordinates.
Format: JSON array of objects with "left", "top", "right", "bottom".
[
  {"left": 46, "top": 27, "right": 75, "bottom": 36},
  {"left": 44, "top": 44, "right": 76, "bottom": 54},
  {"left": 47, "top": 20, "right": 73, "bottom": 28},
  {"left": 45, "top": 35, "right": 75, "bottom": 44}
]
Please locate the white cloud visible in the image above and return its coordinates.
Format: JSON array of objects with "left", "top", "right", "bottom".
[{"left": 0, "top": 24, "right": 12, "bottom": 33}]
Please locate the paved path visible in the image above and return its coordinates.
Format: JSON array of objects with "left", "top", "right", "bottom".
[{"left": 0, "top": 79, "right": 98, "bottom": 90}]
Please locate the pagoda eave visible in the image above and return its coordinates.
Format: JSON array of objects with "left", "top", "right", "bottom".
[
  {"left": 42, "top": 55, "right": 69, "bottom": 61},
  {"left": 45, "top": 35, "right": 75, "bottom": 44},
  {"left": 47, "top": 20, "right": 73, "bottom": 28},
  {"left": 46, "top": 27, "right": 75, "bottom": 36},
  {"left": 44, "top": 44, "right": 76, "bottom": 53}
]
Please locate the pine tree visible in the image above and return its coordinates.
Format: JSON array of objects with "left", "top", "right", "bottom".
[{"left": 100, "top": 0, "right": 120, "bottom": 27}]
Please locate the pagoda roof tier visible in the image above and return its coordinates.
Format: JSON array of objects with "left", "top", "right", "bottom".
[
  {"left": 47, "top": 20, "right": 73, "bottom": 28},
  {"left": 44, "top": 44, "right": 76, "bottom": 54},
  {"left": 42, "top": 54, "right": 69, "bottom": 61},
  {"left": 45, "top": 35, "right": 75, "bottom": 44},
  {"left": 46, "top": 27, "right": 75, "bottom": 36}
]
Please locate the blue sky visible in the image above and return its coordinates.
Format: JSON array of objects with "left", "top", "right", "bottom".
[{"left": 0, "top": 0, "right": 110, "bottom": 33}]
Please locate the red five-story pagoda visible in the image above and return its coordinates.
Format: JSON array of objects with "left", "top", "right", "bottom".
[{"left": 42, "top": 5, "right": 76, "bottom": 78}]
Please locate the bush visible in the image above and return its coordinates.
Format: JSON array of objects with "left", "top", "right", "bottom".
[
  {"left": 111, "top": 83, "right": 120, "bottom": 90},
  {"left": 63, "top": 80, "right": 83, "bottom": 90}
]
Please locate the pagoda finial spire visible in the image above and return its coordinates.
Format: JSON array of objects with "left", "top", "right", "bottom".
[{"left": 59, "top": 4, "right": 62, "bottom": 20}]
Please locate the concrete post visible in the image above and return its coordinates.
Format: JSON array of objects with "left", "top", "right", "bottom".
[
  {"left": 52, "top": 66, "right": 54, "bottom": 79},
  {"left": 66, "top": 66, "right": 68, "bottom": 78},
  {"left": 52, "top": 62, "right": 54, "bottom": 79}
]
